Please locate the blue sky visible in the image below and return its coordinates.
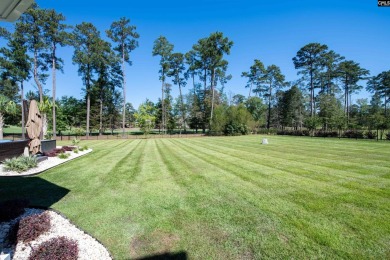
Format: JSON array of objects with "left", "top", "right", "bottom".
[{"left": 3, "top": 0, "right": 390, "bottom": 108}]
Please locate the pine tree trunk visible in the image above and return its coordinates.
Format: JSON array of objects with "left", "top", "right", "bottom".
[
  {"left": 267, "top": 83, "right": 272, "bottom": 130},
  {"left": 122, "top": 44, "right": 126, "bottom": 136},
  {"left": 52, "top": 45, "right": 57, "bottom": 139},
  {"left": 344, "top": 75, "right": 349, "bottom": 125},
  {"left": 99, "top": 99, "right": 103, "bottom": 135},
  {"left": 33, "top": 51, "right": 43, "bottom": 103},
  {"left": 161, "top": 78, "right": 165, "bottom": 135},
  {"left": 210, "top": 68, "right": 215, "bottom": 130},
  {"left": 0, "top": 112, "right": 4, "bottom": 140},
  {"left": 21, "top": 81, "right": 25, "bottom": 139},
  {"left": 86, "top": 93, "right": 90, "bottom": 138},
  {"left": 202, "top": 68, "right": 207, "bottom": 133},
  {"left": 179, "top": 82, "right": 186, "bottom": 133},
  {"left": 344, "top": 87, "right": 347, "bottom": 116},
  {"left": 86, "top": 64, "right": 91, "bottom": 138},
  {"left": 310, "top": 70, "right": 314, "bottom": 117},
  {"left": 348, "top": 93, "right": 350, "bottom": 124}
]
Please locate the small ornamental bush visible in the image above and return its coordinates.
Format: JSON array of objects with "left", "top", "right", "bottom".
[
  {"left": 3, "top": 156, "right": 38, "bottom": 173},
  {"left": 342, "top": 130, "right": 364, "bottom": 139},
  {"left": 79, "top": 145, "right": 88, "bottom": 151},
  {"left": 58, "top": 152, "right": 70, "bottom": 159},
  {"left": 28, "top": 236, "right": 78, "bottom": 260},
  {"left": 17, "top": 212, "right": 51, "bottom": 243},
  {"left": 0, "top": 199, "right": 29, "bottom": 222},
  {"left": 314, "top": 131, "right": 339, "bottom": 138},
  {"left": 364, "top": 131, "right": 377, "bottom": 139},
  {"left": 277, "top": 130, "right": 310, "bottom": 136},
  {"left": 73, "top": 149, "right": 79, "bottom": 154},
  {"left": 72, "top": 137, "right": 80, "bottom": 147}
]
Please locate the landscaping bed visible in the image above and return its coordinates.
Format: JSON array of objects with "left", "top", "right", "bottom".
[
  {"left": 0, "top": 146, "right": 92, "bottom": 177},
  {"left": 0, "top": 203, "right": 111, "bottom": 260}
]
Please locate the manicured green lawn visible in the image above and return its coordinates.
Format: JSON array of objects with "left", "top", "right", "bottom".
[
  {"left": 1, "top": 136, "right": 390, "bottom": 259},
  {"left": 3, "top": 125, "right": 23, "bottom": 134}
]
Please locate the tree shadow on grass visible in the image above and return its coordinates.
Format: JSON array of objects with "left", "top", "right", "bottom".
[
  {"left": 133, "top": 251, "right": 187, "bottom": 260},
  {"left": 0, "top": 176, "right": 70, "bottom": 208}
]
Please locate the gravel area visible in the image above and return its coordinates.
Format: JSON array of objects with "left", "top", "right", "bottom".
[
  {"left": 0, "top": 148, "right": 92, "bottom": 177},
  {"left": 0, "top": 208, "right": 112, "bottom": 260}
]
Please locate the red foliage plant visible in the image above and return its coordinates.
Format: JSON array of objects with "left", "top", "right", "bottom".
[
  {"left": 43, "top": 146, "right": 73, "bottom": 157},
  {"left": 17, "top": 212, "right": 51, "bottom": 243},
  {"left": 61, "top": 146, "right": 74, "bottom": 151},
  {"left": 28, "top": 236, "right": 78, "bottom": 260}
]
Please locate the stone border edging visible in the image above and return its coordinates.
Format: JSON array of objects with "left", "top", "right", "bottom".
[{"left": 0, "top": 149, "right": 93, "bottom": 178}]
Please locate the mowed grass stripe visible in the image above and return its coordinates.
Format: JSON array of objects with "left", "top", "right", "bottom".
[
  {"left": 183, "top": 137, "right": 390, "bottom": 224},
  {"left": 170, "top": 138, "right": 390, "bottom": 258},
  {"left": 54, "top": 140, "right": 150, "bottom": 259},
  {"left": 176, "top": 138, "right": 356, "bottom": 195},
  {"left": 159, "top": 139, "right": 355, "bottom": 258},
  {"left": 46, "top": 140, "right": 141, "bottom": 191},
  {"left": 201, "top": 137, "right": 390, "bottom": 198},
  {"left": 188, "top": 137, "right": 390, "bottom": 189},
  {"left": 156, "top": 139, "right": 300, "bottom": 259},
  {"left": 115, "top": 139, "right": 187, "bottom": 259},
  {"left": 260, "top": 136, "right": 390, "bottom": 160},
  {"left": 207, "top": 136, "right": 390, "bottom": 168},
  {"left": 172, "top": 137, "right": 390, "bottom": 215},
  {"left": 213, "top": 135, "right": 390, "bottom": 162}
]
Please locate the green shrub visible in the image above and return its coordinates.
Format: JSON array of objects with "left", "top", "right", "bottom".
[
  {"left": 342, "top": 130, "right": 364, "bottom": 139},
  {"left": 58, "top": 152, "right": 70, "bottom": 159},
  {"left": 223, "top": 123, "right": 249, "bottom": 136},
  {"left": 72, "top": 128, "right": 86, "bottom": 137},
  {"left": 45, "top": 131, "right": 53, "bottom": 140},
  {"left": 17, "top": 212, "right": 51, "bottom": 243},
  {"left": 73, "top": 149, "right": 79, "bottom": 154},
  {"left": 78, "top": 145, "right": 88, "bottom": 152},
  {"left": 3, "top": 156, "right": 38, "bottom": 173},
  {"left": 72, "top": 137, "right": 80, "bottom": 147},
  {"left": 364, "top": 131, "right": 377, "bottom": 139},
  {"left": 29, "top": 236, "right": 78, "bottom": 260},
  {"left": 277, "top": 130, "right": 310, "bottom": 136}
]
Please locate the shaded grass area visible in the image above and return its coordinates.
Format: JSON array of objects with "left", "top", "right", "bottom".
[{"left": 1, "top": 136, "right": 389, "bottom": 259}]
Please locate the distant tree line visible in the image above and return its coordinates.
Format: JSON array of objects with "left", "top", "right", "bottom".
[{"left": 0, "top": 5, "right": 389, "bottom": 140}]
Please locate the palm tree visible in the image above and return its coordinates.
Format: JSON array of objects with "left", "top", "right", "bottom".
[{"left": 38, "top": 96, "right": 54, "bottom": 139}]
